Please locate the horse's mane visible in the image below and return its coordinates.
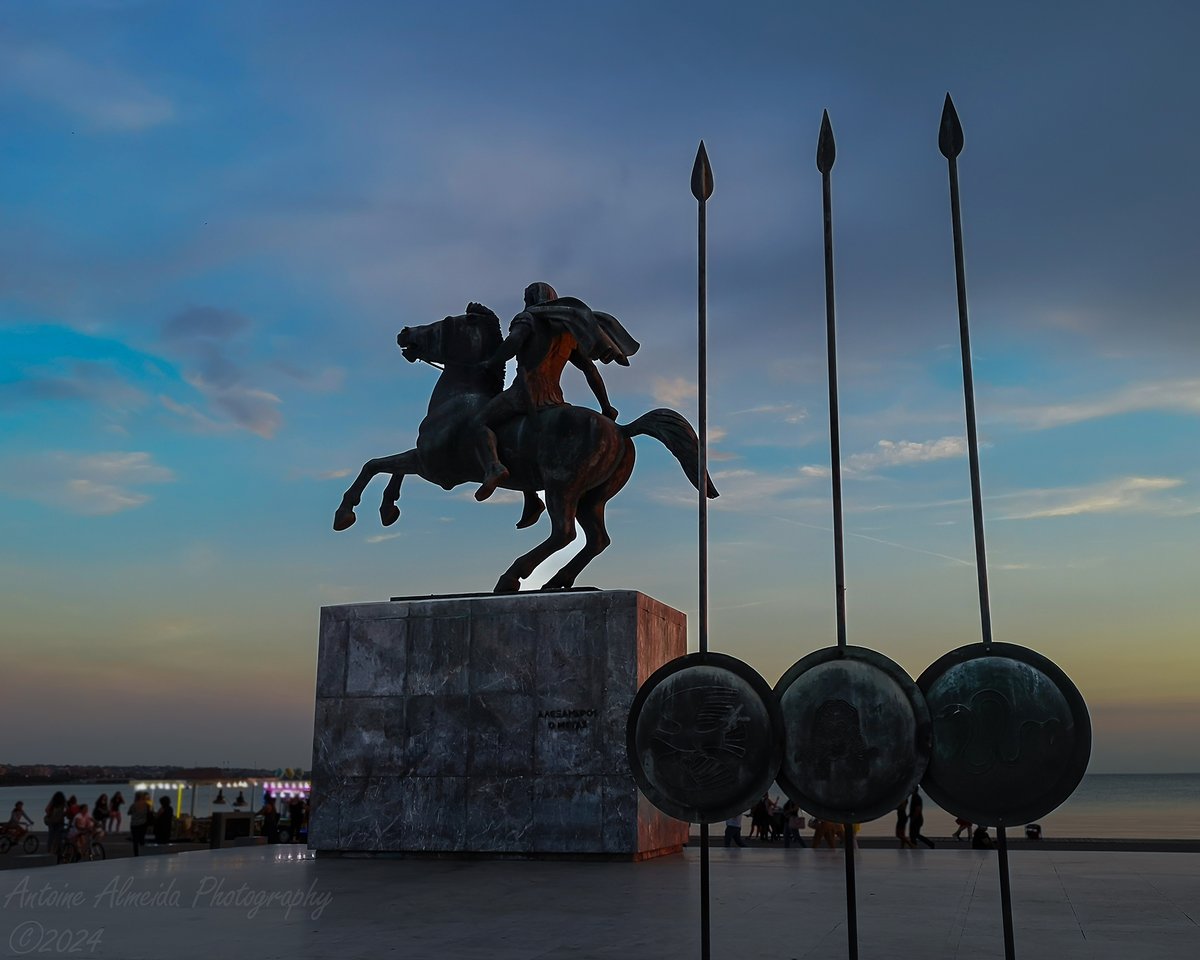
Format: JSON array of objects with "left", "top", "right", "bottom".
[
  {"left": 460, "top": 303, "right": 504, "bottom": 394},
  {"left": 465, "top": 301, "right": 503, "bottom": 345}
]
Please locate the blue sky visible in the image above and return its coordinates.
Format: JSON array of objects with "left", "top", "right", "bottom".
[{"left": 1, "top": 1, "right": 1197, "bottom": 773}]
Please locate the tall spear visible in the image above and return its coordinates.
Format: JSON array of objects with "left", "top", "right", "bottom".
[
  {"left": 690, "top": 139, "right": 714, "bottom": 960},
  {"left": 939, "top": 92, "right": 1016, "bottom": 960},
  {"left": 817, "top": 109, "right": 859, "bottom": 960}
]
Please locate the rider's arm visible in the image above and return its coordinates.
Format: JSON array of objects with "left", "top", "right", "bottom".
[
  {"left": 570, "top": 350, "right": 618, "bottom": 420},
  {"left": 483, "top": 319, "right": 531, "bottom": 368}
]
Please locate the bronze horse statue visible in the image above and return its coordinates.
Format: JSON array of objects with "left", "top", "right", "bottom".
[{"left": 333, "top": 305, "right": 717, "bottom": 593}]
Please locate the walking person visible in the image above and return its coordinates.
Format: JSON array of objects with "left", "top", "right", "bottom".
[
  {"left": 953, "top": 816, "right": 972, "bottom": 840},
  {"left": 723, "top": 813, "right": 747, "bottom": 847},
  {"left": 908, "top": 789, "right": 935, "bottom": 849},
  {"left": 128, "top": 792, "right": 152, "bottom": 856},
  {"left": 895, "top": 801, "right": 914, "bottom": 848},
  {"left": 782, "top": 800, "right": 807, "bottom": 848},
  {"left": 43, "top": 792, "right": 67, "bottom": 859},
  {"left": 107, "top": 792, "right": 124, "bottom": 834}
]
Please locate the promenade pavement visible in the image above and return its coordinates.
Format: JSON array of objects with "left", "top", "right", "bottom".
[{"left": 1, "top": 843, "right": 1197, "bottom": 959}]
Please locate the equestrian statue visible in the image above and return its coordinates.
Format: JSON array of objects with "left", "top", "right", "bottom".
[{"left": 332, "top": 282, "right": 718, "bottom": 593}]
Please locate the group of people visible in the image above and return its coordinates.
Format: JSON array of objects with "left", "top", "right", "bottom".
[
  {"left": 23, "top": 790, "right": 176, "bottom": 860},
  {"left": 723, "top": 795, "right": 855, "bottom": 849},
  {"left": 256, "top": 792, "right": 308, "bottom": 844},
  {"left": 7, "top": 787, "right": 308, "bottom": 860},
  {"left": 720, "top": 787, "right": 999, "bottom": 850},
  {"left": 36, "top": 791, "right": 124, "bottom": 860},
  {"left": 895, "top": 788, "right": 935, "bottom": 848}
]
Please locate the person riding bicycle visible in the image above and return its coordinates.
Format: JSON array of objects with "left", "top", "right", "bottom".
[
  {"left": 4, "top": 802, "right": 33, "bottom": 840},
  {"left": 67, "top": 803, "right": 96, "bottom": 860}
]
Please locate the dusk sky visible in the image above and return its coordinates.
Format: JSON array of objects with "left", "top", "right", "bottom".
[{"left": 2, "top": 1, "right": 1197, "bottom": 774}]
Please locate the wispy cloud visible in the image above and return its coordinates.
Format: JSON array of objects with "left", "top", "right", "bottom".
[
  {"left": 996, "top": 476, "right": 1192, "bottom": 520},
  {"left": 0, "top": 41, "right": 174, "bottom": 131},
  {"left": 0, "top": 360, "right": 147, "bottom": 415},
  {"left": 802, "top": 436, "right": 967, "bottom": 476},
  {"left": 730, "top": 402, "right": 807, "bottom": 424},
  {"left": 651, "top": 377, "right": 696, "bottom": 407},
  {"left": 998, "top": 379, "right": 1200, "bottom": 429},
  {"left": 774, "top": 516, "right": 974, "bottom": 567},
  {"left": 0, "top": 451, "right": 174, "bottom": 515},
  {"left": 160, "top": 306, "right": 283, "bottom": 438},
  {"left": 366, "top": 532, "right": 403, "bottom": 543},
  {"left": 651, "top": 467, "right": 825, "bottom": 511}
]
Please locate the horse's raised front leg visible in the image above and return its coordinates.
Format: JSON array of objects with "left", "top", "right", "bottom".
[
  {"left": 379, "top": 450, "right": 421, "bottom": 525},
  {"left": 333, "top": 449, "right": 420, "bottom": 531},
  {"left": 493, "top": 490, "right": 577, "bottom": 593}
]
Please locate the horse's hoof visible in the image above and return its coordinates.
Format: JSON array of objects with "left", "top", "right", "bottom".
[
  {"left": 493, "top": 575, "right": 521, "bottom": 594},
  {"left": 333, "top": 509, "right": 357, "bottom": 531},
  {"left": 380, "top": 504, "right": 400, "bottom": 526},
  {"left": 515, "top": 499, "right": 545, "bottom": 529}
]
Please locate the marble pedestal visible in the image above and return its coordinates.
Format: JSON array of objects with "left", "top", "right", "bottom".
[{"left": 310, "top": 590, "right": 688, "bottom": 859}]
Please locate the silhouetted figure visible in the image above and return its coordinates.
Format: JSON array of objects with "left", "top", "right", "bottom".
[
  {"left": 723, "top": 813, "right": 747, "bottom": 847},
  {"left": 5, "top": 801, "right": 33, "bottom": 840},
  {"left": 1024, "top": 823, "right": 1042, "bottom": 841},
  {"left": 154, "top": 796, "right": 173, "bottom": 844},
  {"left": 128, "top": 792, "right": 152, "bottom": 856},
  {"left": 908, "top": 789, "right": 935, "bottom": 849},
  {"left": 953, "top": 816, "right": 972, "bottom": 840},
  {"left": 258, "top": 794, "right": 280, "bottom": 844},
  {"left": 92, "top": 794, "right": 109, "bottom": 829},
  {"left": 972, "top": 825, "right": 994, "bottom": 849},
  {"left": 108, "top": 792, "right": 124, "bottom": 834},
  {"left": 44, "top": 792, "right": 67, "bottom": 859},
  {"left": 287, "top": 797, "right": 306, "bottom": 843},
  {"left": 895, "top": 802, "right": 914, "bottom": 848},
  {"left": 782, "top": 800, "right": 807, "bottom": 848},
  {"left": 749, "top": 795, "right": 772, "bottom": 840}
]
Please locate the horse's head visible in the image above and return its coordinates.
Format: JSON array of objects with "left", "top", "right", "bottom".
[{"left": 397, "top": 302, "right": 503, "bottom": 367}]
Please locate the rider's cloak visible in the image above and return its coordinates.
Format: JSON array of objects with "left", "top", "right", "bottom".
[{"left": 519, "top": 296, "right": 640, "bottom": 366}]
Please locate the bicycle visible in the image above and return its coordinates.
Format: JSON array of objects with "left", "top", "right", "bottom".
[
  {"left": 0, "top": 827, "right": 39, "bottom": 855},
  {"left": 59, "top": 827, "right": 106, "bottom": 863}
]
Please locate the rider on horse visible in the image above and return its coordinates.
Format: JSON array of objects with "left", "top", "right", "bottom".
[{"left": 472, "top": 282, "right": 639, "bottom": 508}]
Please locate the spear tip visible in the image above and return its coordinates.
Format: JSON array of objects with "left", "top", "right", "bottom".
[
  {"left": 816, "top": 109, "right": 836, "bottom": 174},
  {"left": 691, "top": 140, "right": 714, "bottom": 201},
  {"left": 939, "top": 93, "right": 964, "bottom": 159}
]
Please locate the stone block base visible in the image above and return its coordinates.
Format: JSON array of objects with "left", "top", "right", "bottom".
[{"left": 310, "top": 590, "right": 688, "bottom": 859}]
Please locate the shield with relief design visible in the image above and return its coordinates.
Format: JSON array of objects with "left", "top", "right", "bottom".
[
  {"left": 774, "top": 645, "right": 931, "bottom": 823},
  {"left": 917, "top": 641, "right": 1091, "bottom": 827},
  {"left": 627, "top": 651, "right": 783, "bottom": 824}
]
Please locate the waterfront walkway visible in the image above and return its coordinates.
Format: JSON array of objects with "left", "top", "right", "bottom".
[{"left": 1, "top": 844, "right": 1197, "bottom": 958}]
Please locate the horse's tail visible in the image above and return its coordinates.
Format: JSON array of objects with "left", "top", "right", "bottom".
[{"left": 621, "top": 408, "right": 719, "bottom": 498}]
